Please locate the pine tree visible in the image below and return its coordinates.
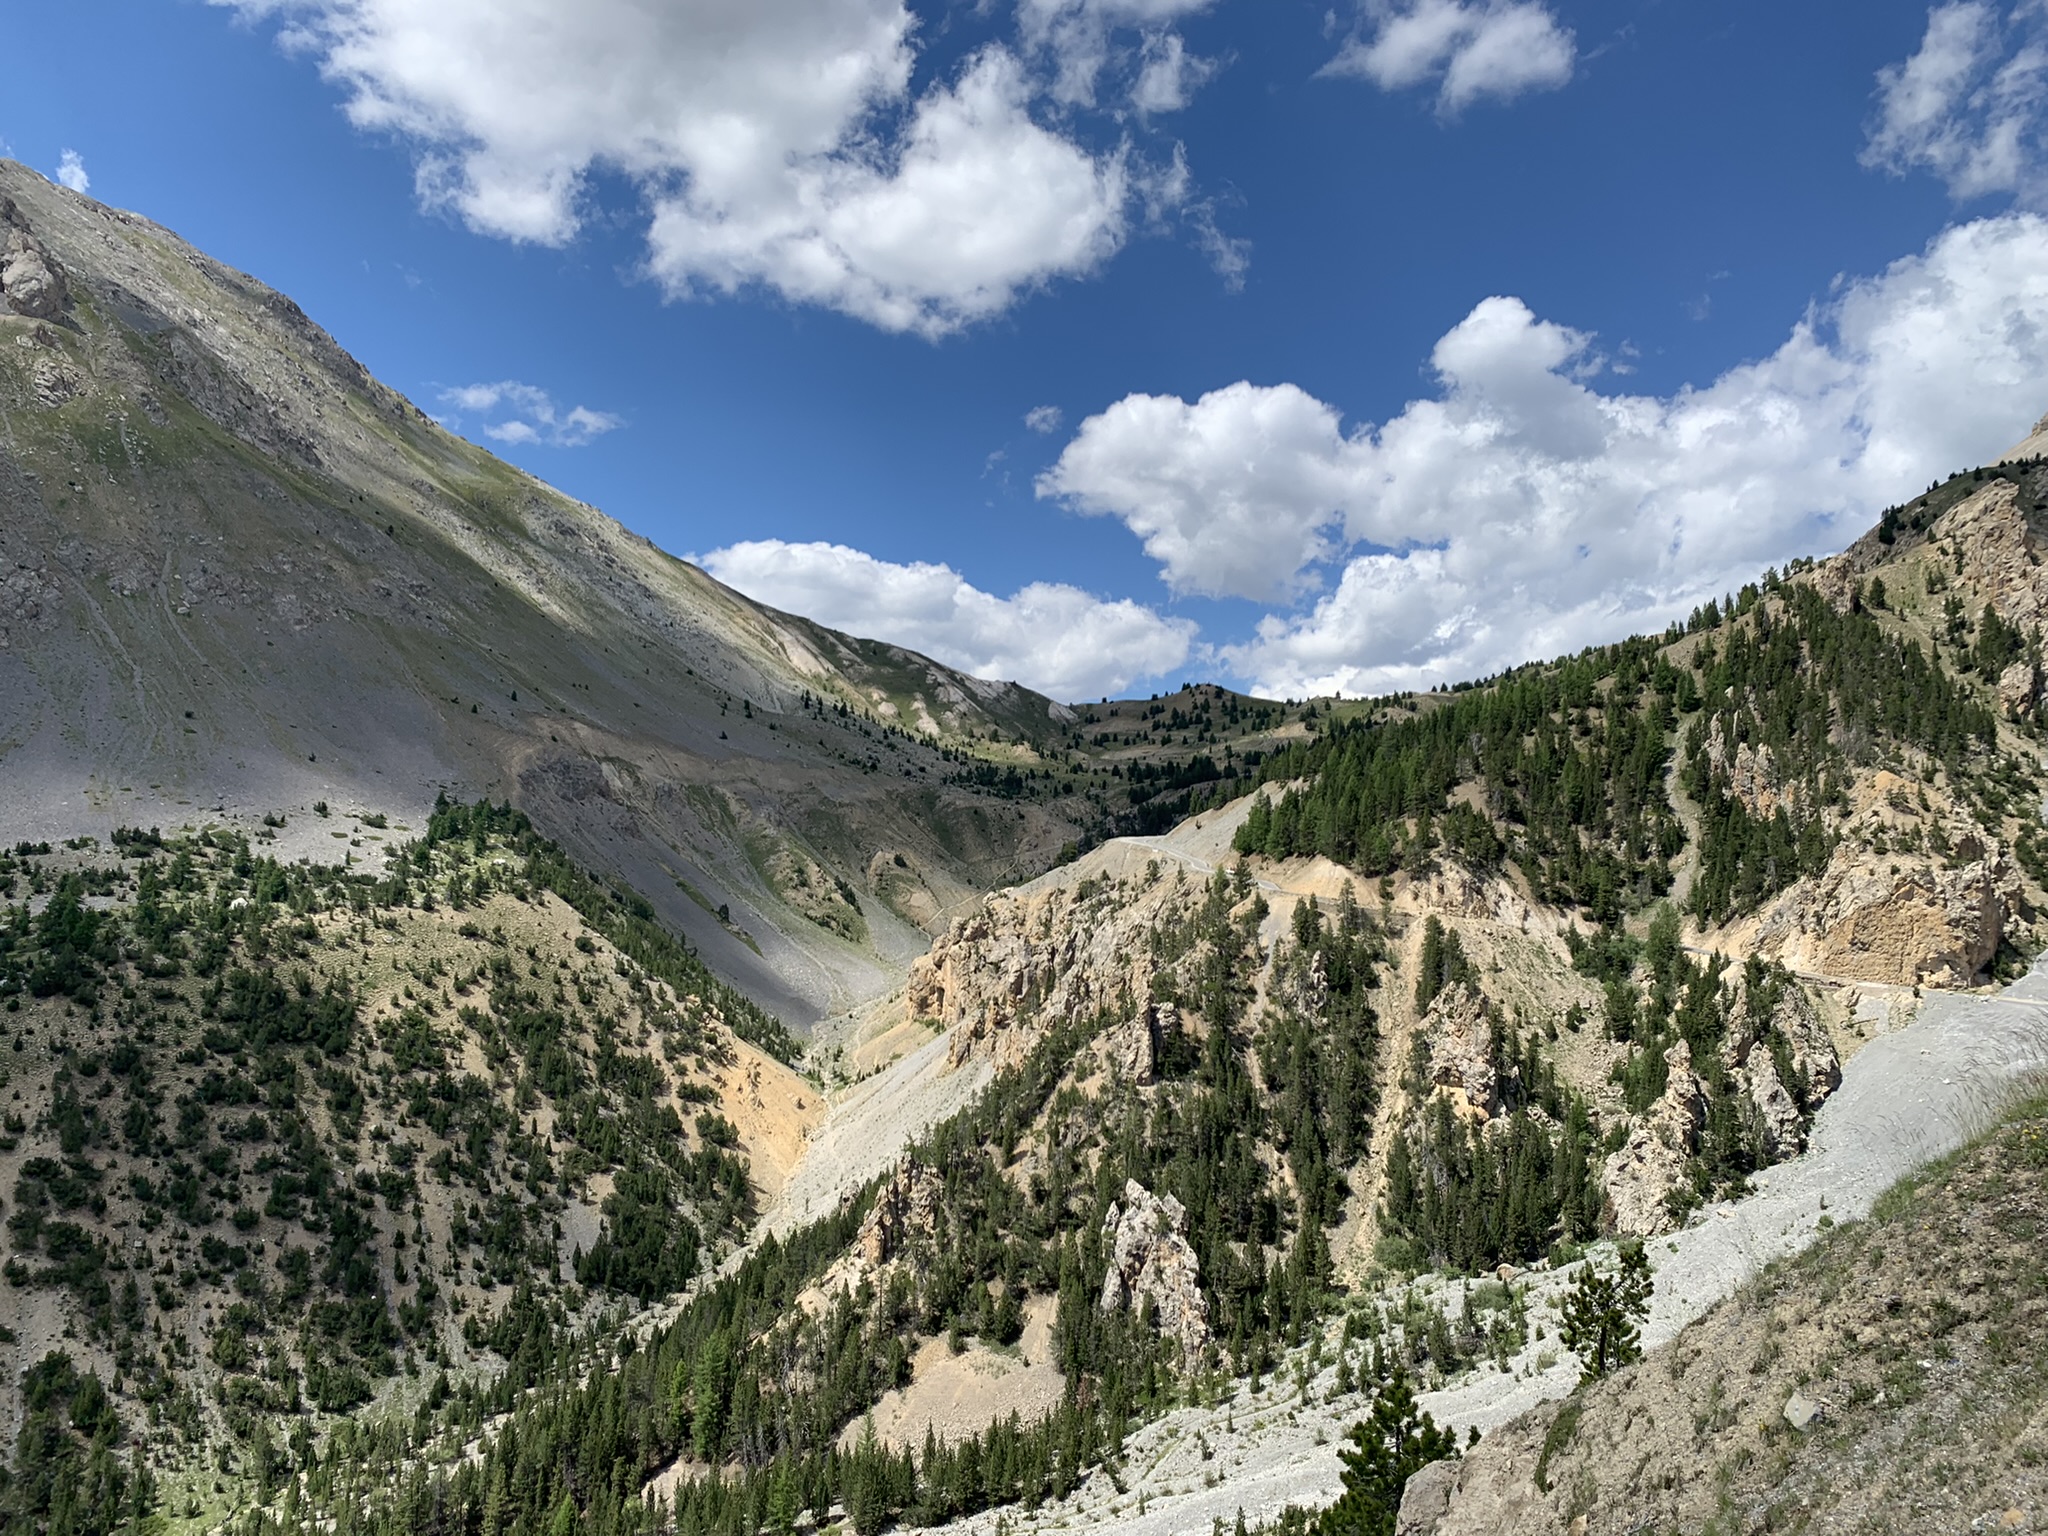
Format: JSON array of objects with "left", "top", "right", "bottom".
[
  {"left": 1416, "top": 917, "right": 1445, "bottom": 1013},
  {"left": 766, "top": 1459, "right": 800, "bottom": 1535},
  {"left": 1315, "top": 1365, "right": 1458, "bottom": 1535},
  {"left": 1558, "top": 1240, "right": 1652, "bottom": 1381}
]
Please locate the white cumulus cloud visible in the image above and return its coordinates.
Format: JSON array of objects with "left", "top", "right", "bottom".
[
  {"left": 1039, "top": 380, "right": 1361, "bottom": 602},
  {"left": 438, "top": 381, "right": 621, "bottom": 447},
  {"left": 1045, "top": 214, "right": 2048, "bottom": 698},
  {"left": 55, "top": 149, "right": 90, "bottom": 194},
  {"left": 212, "top": 0, "right": 1159, "bottom": 336},
  {"left": 1864, "top": 1, "right": 2048, "bottom": 204},
  {"left": 1019, "top": 0, "right": 1223, "bottom": 112},
  {"left": 699, "top": 539, "right": 1194, "bottom": 701},
  {"left": 644, "top": 46, "right": 1127, "bottom": 336},
  {"left": 1324, "top": 0, "right": 1576, "bottom": 113}
]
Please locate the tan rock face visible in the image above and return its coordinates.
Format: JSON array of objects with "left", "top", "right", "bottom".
[
  {"left": 1096, "top": 1006, "right": 1160, "bottom": 1084},
  {"left": 1779, "top": 844, "right": 2016, "bottom": 987},
  {"left": 1602, "top": 1040, "right": 1707, "bottom": 1237},
  {"left": 1407, "top": 862, "right": 1540, "bottom": 930},
  {"left": 1753, "top": 978, "right": 1835, "bottom": 1097},
  {"left": 1999, "top": 658, "right": 2040, "bottom": 720},
  {"left": 1421, "top": 983, "right": 1500, "bottom": 1121},
  {"left": 855, "top": 1158, "right": 946, "bottom": 1271},
  {"left": 808, "top": 1157, "right": 948, "bottom": 1306},
  {"left": 1937, "top": 478, "right": 2048, "bottom": 631},
  {"left": 1740, "top": 767, "right": 2029, "bottom": 989},
  {"left": 910, "top": 868, "right": 1188, "bottom": 1074},
  {"left": 1099, "top": 1179, "right": 1210, "bottom": 1362},
  {"left": 1602, "top": 980, "right": 1843, "bottom": 1231},
  {"left": 1724, "top": 983, "right": 1840, "bottom": 1113},
  {"left": 1602, "top": 1130, "right": 1688, "bottom": 1237}
]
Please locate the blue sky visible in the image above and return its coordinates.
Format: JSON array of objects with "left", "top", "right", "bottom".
[{"left": 10, "top": 0, "right": 2048, "bottom": 701}]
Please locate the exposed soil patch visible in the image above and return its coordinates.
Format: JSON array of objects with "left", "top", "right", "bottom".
[{"left": 844, "top": 1297, "right": 1064, "bottom": 1452}]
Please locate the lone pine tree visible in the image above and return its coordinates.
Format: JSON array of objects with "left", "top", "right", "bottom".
[
  {"left": 1315, "top": 1364, "right": 1459, "bottom": 1536},
  {"left": 1559, "top": 1239, "right": 1653, "bottom": 1381}
]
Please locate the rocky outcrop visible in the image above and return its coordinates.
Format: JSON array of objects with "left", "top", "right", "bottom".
[
  {"left": 1421, "top": 983, "right": 1500, "bottom": 1121},
  {"left": 856, "top": 1159, "right": 946, "bottom": 1270},
  {"left": 1727, "top": 976, "right": 1842, "bottom": 1160},
  {"left": 0, "top": 558, "right": 62, "bottom": 652},
  {"left": 1396, "top": 1459, "right": 1461, "bottom": 1535},
  {"left": 1741, "top": 771, "right": 2029, "bottom": 989},
  {"left": 29, "top": 353, "right": 79, "bottom": 408},
  {"left": 1, "top": 225, "right": 66, "bottom": 319},
  {"left": 913, "top": 868, "right": 1189, "bottom": 1074},
  {"left": 1725, "top": 982, "right": 1839, "bottom": 1111},
  {"left": 1743, "top": 1044, "right": 1803, "bottom": 1159},
  {"left": 1764, "top": 839, "right": 2019, "bottom": 987},
  {"left": 1722, "top": 974, "right": 1840, "bottom": 1161},
  {"left": 1999, "top": 658, "right": 2040, "bottom": 720},
  {"left": 1408, "top": 861, "right": 1544, "bottom": 932},
  {"left": 813, "top": 1158, "right": 948, "bottom": 1304},
  {"left": 1933, "top": 479, "right": 2048, "bottom": 631},
  {"left": 1099, "top": 1180, "right": 1209, "bottom": 1361},
  {"left": 1095, "top": 1005, "right": 1161, "bottom": 1084},
  {"left": 1602, "top": 1040, "right": 1707, "bottom": 1237},
  {"left": 1702, "top": 718, "right": 1800, "bottom": 819}
]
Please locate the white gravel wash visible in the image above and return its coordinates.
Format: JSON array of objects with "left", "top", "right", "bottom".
[{"left": 762, "top": 1030, "right": 994, "bottom": 1241}]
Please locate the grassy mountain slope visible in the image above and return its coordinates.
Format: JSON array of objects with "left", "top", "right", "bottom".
[
  {"left": 0, "top": 801, "right": 820, "bottom": 1533},
  {"left": 0, "top": 161, "right": 1106, "bottom": 1028},
  {"left": 1412, "top": 1093, "right": 2048, "bottom": 1534}
]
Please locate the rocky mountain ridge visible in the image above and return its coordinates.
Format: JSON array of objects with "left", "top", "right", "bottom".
[{"left": 0, "top": 160, "right": 1101, "bottom": 1030}]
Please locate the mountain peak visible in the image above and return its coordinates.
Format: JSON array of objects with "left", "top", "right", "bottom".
[{"left": 0, "top": 159, "right": 1094, "bottom": 1027}]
